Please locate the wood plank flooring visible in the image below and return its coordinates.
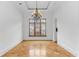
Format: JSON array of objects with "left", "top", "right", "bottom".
[{"left": 3, "top": 40, "right": 74, "bottom": 57}]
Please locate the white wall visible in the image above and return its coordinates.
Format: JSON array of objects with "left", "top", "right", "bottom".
[
  {"left": 53, "top": 1, "right": 79, "bottom": 56},
  {"left": 23, "top": 10, "right": 53, "bottom": 40},
  {"left": 0, "top": 2, "right": 23, "bottom": 56}
]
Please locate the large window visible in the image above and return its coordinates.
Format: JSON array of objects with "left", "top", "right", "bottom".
[{"left": 29, "top": 18, "right": 46, "bottom": 37}]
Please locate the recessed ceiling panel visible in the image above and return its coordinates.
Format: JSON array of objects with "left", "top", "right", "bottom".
[{"left": 25, "top": 1, "right": 50, "bottom": 10}]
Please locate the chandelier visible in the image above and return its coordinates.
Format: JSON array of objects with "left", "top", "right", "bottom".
[
  {"left": 31, "top": 1, "right": 42, "bottom": 18},
  {"left": 29, "top": 1, "right": 46, "bottom": 37}
]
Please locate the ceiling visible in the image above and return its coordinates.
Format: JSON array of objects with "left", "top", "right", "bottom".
[
  {"left": 24, "top": 1, "right": 51, "bottom": 10},
  {"left": 15, "top": 1, "right": 62, "bottom": 17}
]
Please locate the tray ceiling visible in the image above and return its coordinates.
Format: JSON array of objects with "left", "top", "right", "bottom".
[{"left": 25, "top": 1, "right": 50, "bottom": 10}]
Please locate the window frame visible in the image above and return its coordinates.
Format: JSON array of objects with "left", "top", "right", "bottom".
[{"left": 29, "top": 18, "right": 46, "bottom": 37}]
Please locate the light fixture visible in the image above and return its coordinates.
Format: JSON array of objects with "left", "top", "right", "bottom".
[
  {"left": 19, "top": 2, "right": 22, "bottom": 5},
  {"left": 31, "top": 1, "right": 42, "bottom": 18}
]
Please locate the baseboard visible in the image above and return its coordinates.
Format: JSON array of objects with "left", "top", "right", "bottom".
[
  {"left": 23, "top": 39, "right": 53, "bottom": 41},
  {"left": 58, "top": 42, "right": 77, "bottom": 57},
  {"left": 23, "top": 40, "right": 53, "bottom": 41},
  {"left": 0, "top": 39, "right": 22, "bottom": 56}
]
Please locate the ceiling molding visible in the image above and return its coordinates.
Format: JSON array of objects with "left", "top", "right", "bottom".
[{"left": 25, "top": 1, "right": 51, "bottom": 10}]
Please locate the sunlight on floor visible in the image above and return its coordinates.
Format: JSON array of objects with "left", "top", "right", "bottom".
[
  {"left": 3, "top": 41, "right": 74, "bottom": 57},
  {"left": 29, "top": 43, "right": 47, "bottom": 57}
]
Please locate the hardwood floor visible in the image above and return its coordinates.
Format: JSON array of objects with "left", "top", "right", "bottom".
[{"left": 3, "top": 40, "right": 74, "bottom": 57}]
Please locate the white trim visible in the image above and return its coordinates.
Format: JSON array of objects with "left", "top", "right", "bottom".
[
  {"left": 23, "top": 39, "right": 52, "bottom": 40},
  {"left": 0, "top": 40, "right": 22, "bottom": 56},
  {"left": 58, "top": 42, "right": 78, "bottom": 57}
]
